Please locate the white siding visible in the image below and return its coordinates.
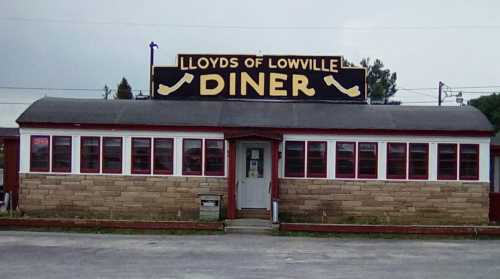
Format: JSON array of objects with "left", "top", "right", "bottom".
[
  {"left": 282, "top": 134, "right": 490, "bottom": 183},
  {"left": 19, "top": 128, "right": 491, "bottom": 183}
]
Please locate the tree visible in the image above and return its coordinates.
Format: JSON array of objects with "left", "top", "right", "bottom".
[
  {"left": 469, "top": 93, "right": 500, "bottom": 132},
  {"left": 343, "top": 58, "right": 398, "bottom": 104},
  {"left": 115, "top": 78, "right": 133, "bottom": 99}
]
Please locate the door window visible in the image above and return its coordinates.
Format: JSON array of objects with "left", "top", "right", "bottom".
[{"left": 246, "top": 148, "right": 264, "bottom": 178}]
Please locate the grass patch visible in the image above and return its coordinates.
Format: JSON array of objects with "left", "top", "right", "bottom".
[
  {"left": 274, "top": 231, "right": 500, "bottom": 240},
  {"left": 0, "top": 226, "right": 224, "bottom": 235}
]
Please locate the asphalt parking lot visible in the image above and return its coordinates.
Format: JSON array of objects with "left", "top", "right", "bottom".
[{"left": 0, "top": 231, "right": 499, "bottom": 279}]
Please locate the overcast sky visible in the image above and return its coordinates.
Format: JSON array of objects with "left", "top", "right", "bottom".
[{"left": 1, "top": 0, "right": 500, "bottom": 126}]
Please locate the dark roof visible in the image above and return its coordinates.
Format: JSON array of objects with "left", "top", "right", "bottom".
[
  {"left": 16, "top": 97, "right": 494, "bottom": 133},
  {"left": 0, "top": 127, "right": 19, "bottom": 138}
]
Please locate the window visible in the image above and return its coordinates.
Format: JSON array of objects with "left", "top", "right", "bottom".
[
  {"left": 336, "top": 142, "right": 355, "bottom": 178},
  {"left": 460, "top": 144, "right": 479, "bottom": 180},
  {"left": 307, "top": 141, "right": 327, "bottom": 178},
  {"left": 437, "top": 143, "right": 457, "bottom": 180},
  {"left": 358, "top": 142, "right": 377, "bottom": 179},
  {"left": 285, "top": 141, "right": 305, "bottom": 177},
  {"left": 102, "top": 137, "right": 122, "bottom": 173},
  {"left": 52, "top": 136, "right": 71, "bottom": 172},
  {"left": 131, "top": 138, "right": 151, "bottom": 174},
  {"left": 387, "top": 143, "right": 407, "bottom": 179},
  {"left": 153, "top": 138, "right": 173, "bottom": 175},
  {"left": 30, "top": 135, "right": 50, "bottom": 172},
  {"left": 81, "top": 137, "right": 100, "bottom": 173},
  {"left": 205, "top": 139, "right": 225, "bottom": 176},
  {"left": 409, "top": 143, "right": 428, "bottom": 180},
  {"left": 183, "top": 139, "right": 202, "bottom": 175}
]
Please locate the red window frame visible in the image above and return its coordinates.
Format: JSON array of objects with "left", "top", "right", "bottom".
[
  {"left": 409, "top": 143, "right": 428, "bottom": 180},
  {"left": 182, "top": 138, "right": 203, "bottom": 175},
  {"left": 80, "top": 136, "right": 100, "bottom": 173},
  {"left": 30, "top": 135, "right": 50, "bottom": 172},
  {"left": 131, "top": 137, "right": 151, "bottom": 174},
  {"left": 284, "top": 141, "right": 305, "bottom": 177},
  {"left": 204, "top": 139, "right": 225, "bottom": 176},
  {"left": 102, "top": 137, "right": 122, "bottom": 174},
  {"left": 357, "top": 142, "right": 378, "bottom": 179},
  {"left": 386, "top": 143, "right": 407, "bottom": 179},
  {"left": 437, "top": 143, "right": 457, "bottom": 180},
  {"left": 307, "top": 141, "right": 327, "bottom": 178},
  {"left": 336, "top": 141, "right": 356, "bottom": 178},
  {"left": 51, "top": 136, "right": 72, "bottom": 173},
  {"left": 153, "top": 138, "right": 174, "bottom": 175},
  {"left": 459, "top": 144, "right": 479, "bottom": 180}
]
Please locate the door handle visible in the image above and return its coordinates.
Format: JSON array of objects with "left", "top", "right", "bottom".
[{"left": 268, "top": 181, "right": 272, "bottom": 193}]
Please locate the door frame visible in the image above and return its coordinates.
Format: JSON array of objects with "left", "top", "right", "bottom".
[{"left": 225, "top": 132, "right": 282, "bottom": 219}]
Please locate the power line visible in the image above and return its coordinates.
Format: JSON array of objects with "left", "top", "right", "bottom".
[
  {"left": 0, "top": 86, "right": 147, "bottom": 93},
  {"left": 2, "top": 17, "right": 500, "bottom": 31}
]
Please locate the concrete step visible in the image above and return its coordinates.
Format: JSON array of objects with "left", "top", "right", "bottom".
[
  {"left": 224, "top": 218, "right": 275, "bottom": 234},
  {"left": 224, "top": 225, "right": 273, "bottom": 234},
  {"left": 237, "top": 209, "right": 270, "bottom": 219}
]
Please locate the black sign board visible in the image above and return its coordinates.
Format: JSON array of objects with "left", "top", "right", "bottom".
[{"left": 153, "top": 54, "right": 366, "bottom": 102}]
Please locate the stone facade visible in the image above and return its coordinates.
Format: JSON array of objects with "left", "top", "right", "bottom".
[
  {"left": 280, "top": 179, "right": 490, "bottom": 225},
  {"left": 19, "top": 174, "right": 490, "bottom": 224},
  {"left": 19, "top": 173, "right": 227, "bottom": 220}
]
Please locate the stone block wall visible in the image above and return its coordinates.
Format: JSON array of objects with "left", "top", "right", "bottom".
[
  {"left": 280, "top": 179, "right": 489, "bottom": 225},
  {"left": 19, "top": 174, "right": 227, "bottom": 220}
]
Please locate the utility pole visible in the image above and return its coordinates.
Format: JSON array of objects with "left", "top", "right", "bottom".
[
  {"left": 438, "top": 81, "right": 444, "bottom": 106},
  {"left": 149, "top": 41, "right": 158, "bottom": 98}
]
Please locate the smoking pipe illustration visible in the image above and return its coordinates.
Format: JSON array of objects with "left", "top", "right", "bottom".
[
  {"left": 157, "top": 73, "right": 194, "bottom": 95},
  {"left": 323, "top": 75, "right": 360, "bottom": 97}
]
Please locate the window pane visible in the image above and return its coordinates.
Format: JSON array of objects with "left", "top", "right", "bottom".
[
  {"left": 183, "top": 139, "right": 202, "bottom": 175},
  {"left": 52, "top": 136, "right": 71, "bottom": 172},
  {"left": 460, "top": 144, "right": 478, "bottom": 180},
  {"left": 336, "top": 142, "right": 355, "bottom": 178},
  {"left": 81, "top": 137, "right": 100, "bottom": 172},
  {"left": 31, "top": 136, "right": 49, "bottom": 171},
  {"left": 205, "top": 140, "right": 224, "bottom": 176},
  {"left": 438, "top": 144, "right": 457, "bottom": 179},
  {"left": 132, "top": 138, "right": 151, "bottom": 173},
  {"left": 409, "top": 143, "right": 428, "bottom": 179},
  {"left": 103, "top": 137, "right": 122, "bottom": 173},
  {"left": 387, "top": 143, "right": 406, "bottom": 178},
  {"left": 154, "top": 138, "right": 173, "bottom": 174},
  {"left": 307, "top": 142, "right": 326, "bottom": 177},
  {"left": 246, "top": 148, "right": 264, "bottom": 178},
  {"left": 285, "top": 141, "right": 305, "bottom": 177},
  {"left": 358, "top": 143, "right": 377, "bottom": 178}
]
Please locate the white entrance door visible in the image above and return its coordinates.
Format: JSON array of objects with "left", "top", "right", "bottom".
[{"left": 237, "top": 142, "right": 271, "bottom": 210}]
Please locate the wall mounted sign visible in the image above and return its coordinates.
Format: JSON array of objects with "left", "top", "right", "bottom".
[{"left": 153, "top": 54, "right": 366, "bottom": 102}]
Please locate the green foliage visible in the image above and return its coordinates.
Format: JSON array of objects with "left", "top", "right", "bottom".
[
  {"left": 115, "top": 78, "right": 133, "bottom": 99},
  {"left": 343, "top": 57, "right": 398, "bottom": 104},
  {"left": 469, "top": 93, "right": 500, "bottom": 132}
]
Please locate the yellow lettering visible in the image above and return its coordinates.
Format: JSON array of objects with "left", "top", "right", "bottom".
[
  {"left": 229, "top": 57, "right": 238, "bottom": 68},
  {"left": 200, "top": 74, "right": 224, "bottom": 95},
  {"left": 287, "top": 58, "right": 300, "bottom": 70},
  {"left": 198, "top": 57, "right": 209, "bottom": 69},
  {"left": 180, "top": 57, "right": 188, "bottom": 70},
  {"left": 269, "top": 73, "right": 287, "bottom": 96},
  {"left": 229, "top": 73, "right": 236, "bottom": 95},
  {"left": 241, "top": 72, "right": 264, "bottom": 96},
  {"left": 268, "top": 58, "right": 277, "bottom": 69},
  {"left": 209, "top": 57, "right": 220, "bottom": 68},
  {"left": 292, "top": 74, "right": 315, "bottom": 96}
]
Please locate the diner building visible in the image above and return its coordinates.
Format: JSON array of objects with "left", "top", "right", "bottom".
[{"left": 5, "top": 54, "right": 499, "bottom": 224}]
